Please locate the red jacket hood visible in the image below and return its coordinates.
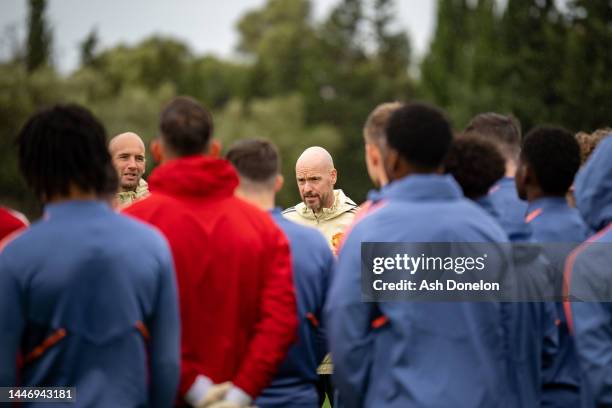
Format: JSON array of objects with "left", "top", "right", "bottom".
[{"left": 148, "top": 155, "right": 239, "bottom": 199}]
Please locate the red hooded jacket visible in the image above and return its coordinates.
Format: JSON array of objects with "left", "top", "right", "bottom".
[{"left": 124, "top": 156, "right": 297, "bottom": 400}]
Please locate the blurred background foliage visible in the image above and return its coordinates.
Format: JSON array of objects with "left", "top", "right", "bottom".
[{"left": 1, "top": 0, "right": 611, "bottom": 218}]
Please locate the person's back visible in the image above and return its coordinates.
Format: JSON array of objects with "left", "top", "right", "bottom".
[
  {"left": 330, "top": 175, "right": 510, "bottom": 407},
  {"left": 257, "top": 211, "right": 333, "bottom": 408},
  {"left": 518, "top": 127, "right": 589, "bottom": 244},
  {"left": 501, "top": 244, "right": 558, "bottom": 407},
  {"left": 488, "top": 177, "right": 529, "bottom": 240},
  {"left": 464, "top": 113, "right": 528, "bottom": 241},
  {"left": 445, "top": 134, "right": 559, "bottom": 406},
  {"left": 0, "top": 202, "right": 179, "bottom": 406},
  {"left": 0, "top": 104, "right": 180, "bottom": 407},
  {"left": 327, "top": 103, "right": 510, "bottom": 407},
  {"left": 528, "top": 197, "right": 589, "bottom": 242},
  {"left": 225, "top": 138, "right": 333, "bottom": 408},
  {"left": 567, "top": 229, "right": 612, "bottom": 408},
  {"left": 125, "top": 97, "right": 297, "bottom": 407},
  {"left": 516, "top": 127, "right": 589, "bottom": 407},
  {"left": 565, "top": 136, "right": 612, "bottom": 408},
  {"left": 130, "top": 158, "right": 297, "bottom": 401}
]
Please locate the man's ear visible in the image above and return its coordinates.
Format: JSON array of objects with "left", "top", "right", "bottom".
[
  {"left": 365, "top": 142, "right": 381, "bottom": 167},
  {"left": 150, "top": 139, "right": 163, "bottom": 164},
  {"left": 274, "top": 174, "right": 284, "bottom": 193},
  {"left": 330, "top": 168, "right": 338, "bottom": 185},
  {"left": 207, "top": 139, "right": 222, "bottom": 157}
]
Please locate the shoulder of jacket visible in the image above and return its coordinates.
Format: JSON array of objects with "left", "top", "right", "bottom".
[
  {"left": 343, "top": 199, "right": 359, "bottom": 215},
  {"left": 342, "top": 194, "right": 358, "bottom": 210},
  {"left": 282, "top": 206, "right": 297, "bottom": 215},
  {"left": 345, "top": 196, "right": 358, "bottom": 206},
  {"left": 347, "top": 206, "right": 358, "bottom": 214}
]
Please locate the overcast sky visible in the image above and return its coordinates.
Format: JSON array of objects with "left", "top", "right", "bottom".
[{"left": 0, "top": 0, "right": 435, "bottom": 73}]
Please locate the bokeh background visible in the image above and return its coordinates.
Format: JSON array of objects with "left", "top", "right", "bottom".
[{"left": 1, "top": 0, "right": 610, "bottom": 219}]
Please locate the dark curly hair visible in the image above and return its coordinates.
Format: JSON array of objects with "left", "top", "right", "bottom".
[
  {"left": 16, "top": 104, "right": 117, "bottom": 201},
  {"left": 444, "top": 135, "right": 505, "bottom": 199},
  {"left": 522, "top": 126, "right": 580, "bottom": 196},
  {"left": 386, "top": 102, "right": 453, "bottom": 169}
]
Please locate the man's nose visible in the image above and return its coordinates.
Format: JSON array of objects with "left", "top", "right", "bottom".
[{"left": 126, "top": 157, "right": 137, "bottom": 169}]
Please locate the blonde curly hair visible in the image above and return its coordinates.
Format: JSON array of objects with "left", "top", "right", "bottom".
[{"left": 575, "top": 128, "right": 612, "bottom": 165}]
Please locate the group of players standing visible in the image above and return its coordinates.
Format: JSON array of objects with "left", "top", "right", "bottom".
[{"left": 1, "top": 96, "right": 611, "bottom": 408}]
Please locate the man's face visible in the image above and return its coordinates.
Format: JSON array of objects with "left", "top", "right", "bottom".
[
  {"left": 111, "top": 136, "right": 146, "bottom": 192},
  {"left": 296, "top": 163, "right": 336, "bottom": 213}
]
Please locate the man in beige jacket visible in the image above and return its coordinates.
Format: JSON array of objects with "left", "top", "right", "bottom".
[
  {"left": 109, "top": 132, "right": 150, "bottom": 206},
  {"left": 283, "top": 146, "right": 355, "bottom": 403},
  {"left": 283, "top": 146, "right": 358, "bottom": 255}
]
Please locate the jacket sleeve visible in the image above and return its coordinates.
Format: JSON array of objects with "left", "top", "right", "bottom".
[
  {"left": 0, "top": 249, "right": 24, "bottom": 386},
  {"left": 324, "top": 227, "right": 376, "bottom": 408},
  {"left": 232, "top": 224, "right": 298, "bottom": 398},
  {"left": 569, "top": 250, "right": 612, "bottom": 407},
  {"left": 148, "top": 242, "right": 181, "bottom": 408}
]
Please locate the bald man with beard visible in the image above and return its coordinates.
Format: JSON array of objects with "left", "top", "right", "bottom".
[
  {"left": 283, "top": 146, "right": 356, "bottom": 405},
  {"left": 109, "top": 132, "right": 150, "bottom": 206},
  {"left": 283, "top": 146, "right": 358, "bottom": 254}
]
